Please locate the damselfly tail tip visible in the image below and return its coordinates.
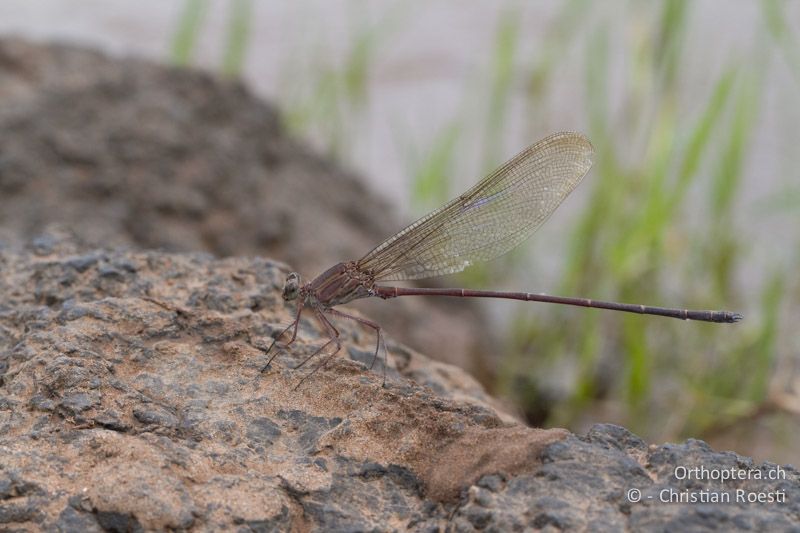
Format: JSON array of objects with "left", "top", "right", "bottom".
[{"left": 730, "top": 312, "right": 744, "bottom": 323}]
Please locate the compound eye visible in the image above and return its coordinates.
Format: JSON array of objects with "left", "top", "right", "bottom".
[{"left": 282, "top": 272, "right": 301, "bottom": 301}]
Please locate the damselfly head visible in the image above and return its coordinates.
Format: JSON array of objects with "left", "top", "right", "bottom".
[{"left": 282, "top": 272, "right": 302, "bottom": 301}]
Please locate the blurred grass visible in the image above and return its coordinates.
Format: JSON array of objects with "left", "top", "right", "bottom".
[
  {"left": 171, "top": 0, "right": 208, "bottom": 66},
  {"left": 524, "top": 0, "right": 588, "bottom": 111},
  {"left": 171, "top": 0, "right": 252, "bottom": 75},
  {"left": 281, "top": 2, "right": 405, "bottom": 159},
  {"left": 761, "top": 0, "right": 800, "bottom": 84},
  {"left": 408, "top": 119, "right": 462, "bottom": 215},
  {"left": 482, "top": 6, "right": 521, "bottom": 170},
  {"left": 221, "top": 0, "right": 253, "bottom": 77}
]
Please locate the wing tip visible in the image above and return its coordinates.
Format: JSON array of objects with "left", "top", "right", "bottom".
[{"left": 549, "top": 131, "right": 594, "bottom": 156}]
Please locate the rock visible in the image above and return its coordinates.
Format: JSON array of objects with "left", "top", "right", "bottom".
[
  {"left": 0, "top": 234, "right": 797, "bottom": 531},
  {"left": 0, "top": 36, "right": 489, "bottom": 378}
]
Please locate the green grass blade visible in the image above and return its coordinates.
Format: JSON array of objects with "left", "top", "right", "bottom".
[
  {"left": 746, "top": 272, "right": 784, "bottom": 402},
  {"left": 410, "top": 121, "right": 461, "bottom": 213},
  {"left": 670, "top": 68, "right": 736, "bottom": 211},
  {"left": 710, "top": 72, "right": 760, "bottom": 219},
  {"left": 654, "top": 0, "right": 688, "bottom": 85},
  {"left": 171, "top": 0, "right": 209, "bottom": 66},
  {"left": 221, "top": 0, "right": 253, "bottom": 77},
  {"left": 526, "top": 0, "right": 590, "bottom": 101},
  {"left": 483, "top": 6, "right": 521, "bottom": 169},
  {"left": 760, "top": 0, "right": 800, "bottom": 84}
]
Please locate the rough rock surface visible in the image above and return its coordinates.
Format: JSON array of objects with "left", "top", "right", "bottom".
[
  {"left": 0, "top": 36, "right": 488, "bottom": 377},
  {"left": 0, "top": 233, "right": 797, "bottom": 531}
]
